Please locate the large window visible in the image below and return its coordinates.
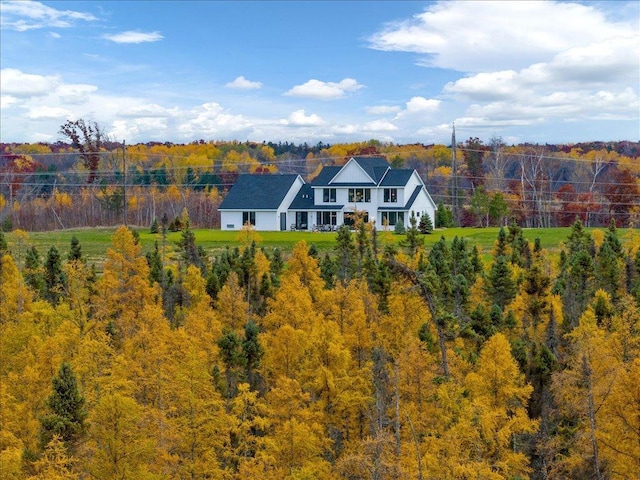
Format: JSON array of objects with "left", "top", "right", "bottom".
[
  {"left": 242, "top": 211, "right": 256, "bottom": 226},
  {"left": 323, "top": 188, "right": 336, "bottom": 203},
  {"left": 316, "top": 211, "right": 337, "bottom": 225},
  {"left": 348, "top": 188, "right": 371, "bottom": 203},
  {"left": 381, "top": 211, "right": 404, "bottom": 226},
  {"left": 384, "top": 188, "right": 398, "bottom": 203}
]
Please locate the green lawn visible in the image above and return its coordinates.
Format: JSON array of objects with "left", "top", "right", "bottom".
[{"left": 4, "top": 226, "right": 635, "bottom": 268}]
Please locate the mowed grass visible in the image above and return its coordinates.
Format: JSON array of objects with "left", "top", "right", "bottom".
[{"left": 5, "top": 225, "right": 636, "bottom": 268}]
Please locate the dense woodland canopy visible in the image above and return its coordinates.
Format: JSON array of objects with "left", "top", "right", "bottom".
[
  {"left": 1, "top": 218, "right": 640, "bottom": 479},
  {"left": 1, "top": 133, "right": 639, "bottom": 232}
]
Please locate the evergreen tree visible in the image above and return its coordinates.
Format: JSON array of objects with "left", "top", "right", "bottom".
[
  {"left": 485, "top": 256, "right": 517, "bottom": 311},
  {"left": 242, "top": 321, "right": 264, "bottom": 391},
  {"left": 334, "top": 224, "right": 357, "bottom": 284},
  {"left": 145, "top": 240, "right": 163, "bottom": 286},
  {"left": 418, "top": 213, "right": 434, "bottom": 234},
  {"left": 177, "top": 222, "right": 202, "bottom": 269},
  {"left": 24, "top": 245, "right": 45, "bottom": 295},
  {"left": 320, "top": 253, "right": 337, "bottom": 289},
  {"left": 435, "top": 201, "right": 453, "bottom": 228},
  {"left": 44, "top": 246, "right": 66, "bottom": 303},
  {"left": 401, "top": 211, "right": 423, "bottom": 257},
  {"left": 270, "top": 247, "right": 285, "bottom": 287},
  {"left": 393, "top": 218, "right": 405, "bottom": 235},
  {"left": 39, "top": 362, "right": 87, "bottom": 451},
  {"left": 67, "top": 235, "right": 82, "bottom": 262},
  {"left": 217, "top": 329, "right": 246, "bottom": 398},
  {"left": 0, "top": 231, "right": 7, "bottom": 252}
]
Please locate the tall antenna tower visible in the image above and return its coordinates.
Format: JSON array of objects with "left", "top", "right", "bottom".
[{"left": 451, "top": 123, "right": 459, "bottom": 226}]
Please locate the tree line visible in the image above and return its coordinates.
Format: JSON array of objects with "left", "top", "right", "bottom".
[
  {"left": 1, "top": 217, "right": 639, "bottom": 479},
  {"left": 1, "top": 123, "right": 639, "bottom": 231}
]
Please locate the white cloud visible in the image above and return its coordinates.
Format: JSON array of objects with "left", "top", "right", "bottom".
[
  {"left": 366, "top": 105, "right": 401, "bottom": 115},
  {"left": 103, "top": 31, "right": 164, "bottom": 44},
  {"left": 177, "top": 102, "right": 252, "bottom": 139},
  {"left": 48, "top": 32, "right": 61, "bottom": 39},
  {"left": 284, "top": 78, "right": 363, "bottom": 99},
  {"left": 0, "top": 0, "right": 96, "bottom": 31},
  {"left": 369, "top": 1, "right": 638, "bottom": 73},
  {"left": 226, "top": 76, "right": 263, "bottom": 90},
  {"left": 363, "top": 120, "right": 398, "bottom": 132},
  {"left": 25, "top": 106, "right": 72, "bottom": 120},
  {"left": 280, "top": 110, "right": 325, "bottom": 127},
  {"left": 56, "top": 84, "right": 98, "bottom": 104},
  {"left": 118, "top": 104, "right": 178, "bottom": 118},
  {"left": 0, "top": 68, "right": 59, "bottom": 97}
]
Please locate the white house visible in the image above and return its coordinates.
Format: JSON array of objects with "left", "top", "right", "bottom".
[{"left": 219, "top": 156, "right": 436, "bottom": 231}]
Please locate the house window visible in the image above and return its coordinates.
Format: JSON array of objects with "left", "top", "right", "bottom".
[
  {"left": 384, "top": 188, "right": 397, "bottom": 203},
  {"left": 316, "top": 211, "right": 337, "bottom": 226},
  {"left": 323, "top": 188, "right": 336, "bottom": 203},
  {"left": 348, "top": 188, "right": 371, "bottom": 203},
  {"left": 382, "top": 211, "right": 404, "bottom": 226},
  {"left": 242, "top": 211, "right": 256, "bottom": 226}
]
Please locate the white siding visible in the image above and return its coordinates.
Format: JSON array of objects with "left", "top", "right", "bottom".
[
  {"left": 330, "top": 158, "right": 372, "bottom": 184},
  {"left": 221, "top": 211, "right": 243, "bottom": 231}
]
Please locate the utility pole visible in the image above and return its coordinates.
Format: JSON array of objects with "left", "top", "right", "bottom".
[
  {"left": 123, "top": 140, "right": 127, "bottom": 227},
  {"left": 451, "top": 123, "right": 459, "bottom": 226}
]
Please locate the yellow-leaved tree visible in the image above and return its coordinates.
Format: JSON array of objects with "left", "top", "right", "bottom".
[{"left": 465, "top": 332, "right": 538, "bottom": 479}]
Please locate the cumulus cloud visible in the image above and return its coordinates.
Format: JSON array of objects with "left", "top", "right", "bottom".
[
  {"left": 25, "top": 106, "right": 72, "bottom": 120},
  {"left": 0, "top": 0, "right": 96, "bottom": 31},
  {"left": 366, "top": 105, "right": 401, "bottom": 115},
  {"left": 103, "top": 31, "right": 164, "bottom": 44},
  {"left": 118, "top": 104, "right": 178, "bottom": 118},
  {"left": 0, "top": 68, "right": 59, "bottom": 97},
  {"left": 280, "top": 110, "right": 325, "bottom": 127},
  {"left": 285, "top": 78, "right": 363, "bottom": 99},
  {"left": 369, "top": 1, "right": 638, "bottom": 73},
  {"left": 56, "top": 84, "right": 98, "bottom": 104},
  {"left": 363, "top": 120, "right": 398, "bottom": 132},
  {"left": 226, "top": 76, "right": 263, "bottom": 90},
  {"left": 177, "top": 102, "right": 252, "bottom": 139}
]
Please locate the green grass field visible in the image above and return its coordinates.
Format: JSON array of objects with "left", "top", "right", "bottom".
[{"left": 4, "top": 225, "right": 635, "bottom": 268}]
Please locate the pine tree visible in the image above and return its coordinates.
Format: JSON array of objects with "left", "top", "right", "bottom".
[
  {"left": 24, "top": 245, "right": 45, "bottom": 296},
  {"left": 44, "top": 246, "right": 66, "bottom": 303},
  {"left": 0, "top": 231, "right": 7, "bottom": 252},
  {"left": 401, "top": 211, "right": 423, "bottom": 257},
  {"left": 67, "top": 236, "right": 82, "bottom": 262},
  {"left": 243, "top": 321, "right": 264, "bottom": 391},
  {"left": 485, "top": 254, "right": 517, "bottom": 311},
  {"left": 145, "top": 240, "right": 163, "bottom": 286},
  {"left": 39, "top": 363, "right": 87, "bottom": 451},
  {"left": 334, "top": 224, "right": 357, "bottom": 284},
  {"left": 418, "top": 213, "right": 433, "bottom": 234}
]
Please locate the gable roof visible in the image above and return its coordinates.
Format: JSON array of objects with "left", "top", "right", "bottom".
[
  {"left": 219, "top": 174, "right": 301, "bottom": 210},
  {"left": 311, "top": 166, "right": 341, "bottom": 186},
  {"left": 379, "top": 169, "right": 414, "bottom": 186},
  {"left": 352, "top": 156, "right": 390, "bottom": 184}
]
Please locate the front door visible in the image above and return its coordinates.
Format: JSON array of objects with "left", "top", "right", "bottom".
[
  {"left": 296, "top": 211, "right": 308, "bottom": 230},
  {"left": 280, "top": 212, "right": 287, "bottom": 231}
]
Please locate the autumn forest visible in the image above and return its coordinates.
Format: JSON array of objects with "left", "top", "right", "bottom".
[
  {"left": 1, "top": 214, "right": 640, "bottom": 479},
  {"left": 1, "top": 126, "right": 640, "bottom": 479}
]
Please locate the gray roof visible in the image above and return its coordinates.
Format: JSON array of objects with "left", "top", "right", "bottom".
[
  {"left": 311, "top": 166, "right": 341, "bottom": 186},
  {"left": 380, "top": 169, "right": 414, "bottom": 186},
  {"left": 219, "top": 174, "right": 300, "bottom": 210},
  {"left": 353, "top": 157, "right": 390, "bottom": 183},
  {"left": 288, "top": 184, "right": 315, "bottom": 209}
]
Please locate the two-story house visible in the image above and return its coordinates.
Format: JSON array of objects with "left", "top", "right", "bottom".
[{"left": 219, "top": 156, "right": 436, "bottom": 231}]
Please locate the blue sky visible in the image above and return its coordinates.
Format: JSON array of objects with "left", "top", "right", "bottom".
[{"left": 1, "top": 0, "right": 638, "bottom": 145}]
